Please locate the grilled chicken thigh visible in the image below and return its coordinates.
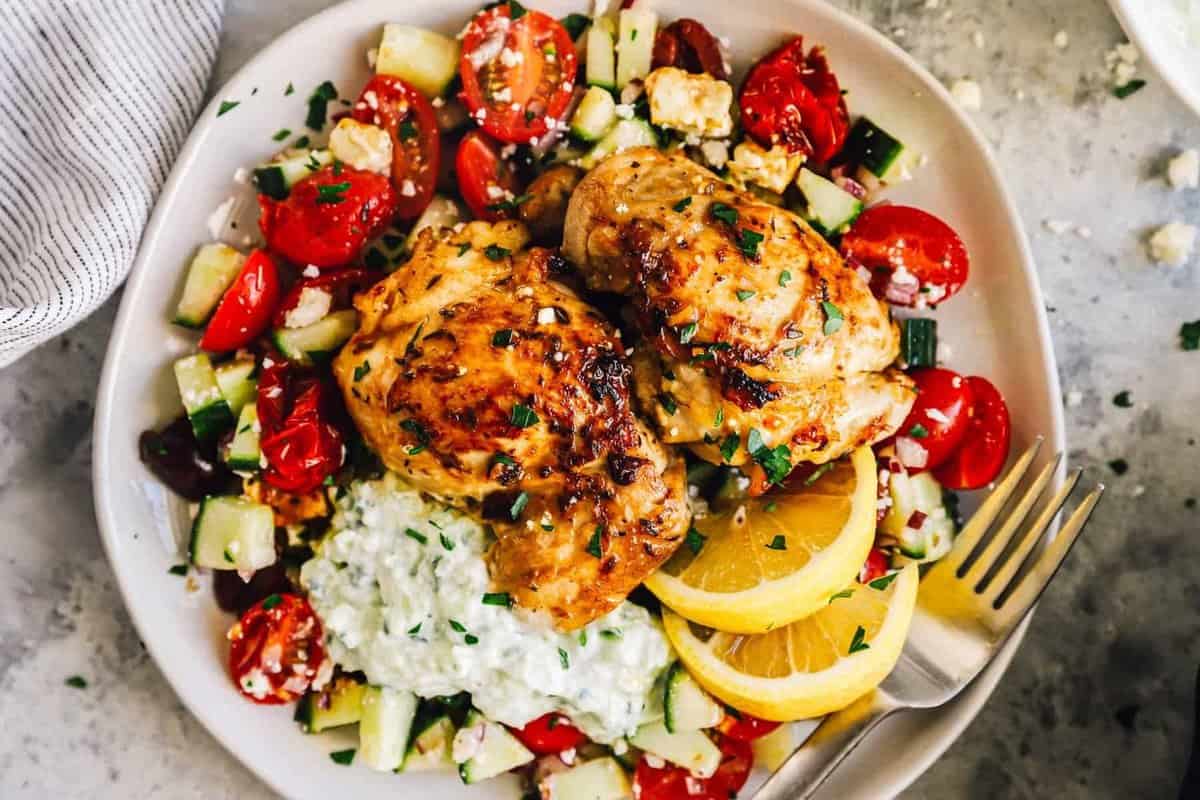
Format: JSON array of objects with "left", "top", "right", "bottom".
[
  {"left": 334, "top": 220, "right": 689, "bottom": 629},
  {"left": 563, "top": 147, "right": 914, "bottom": 469}
]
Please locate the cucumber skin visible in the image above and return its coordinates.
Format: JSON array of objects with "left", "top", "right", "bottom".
[
  {"left": 187, "top": 496, "right": 276, "bottom": 571},
  {"left": 253, "top": 166, "right": 289, "bottom": 200},
  {"left": 188, "top": 400, "right": 235, "bottom": 442},
  {"left": 843, "top": 117, "right": 904, "bottom": 178}
]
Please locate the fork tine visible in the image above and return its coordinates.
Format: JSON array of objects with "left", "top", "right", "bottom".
[
  {"left": 979, "top": 467, "right": 1082, "bottom": 602},
  {"left": 961, "top": 453, "right": 1063, "bottom": 587},
  {"left": 943, "top": 437, "right": 1044, "bottom": 571},
  {"left": 991, "top": 484, "right": 1104, "bottom": 632}
]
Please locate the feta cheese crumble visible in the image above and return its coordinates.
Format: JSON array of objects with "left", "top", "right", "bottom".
[
  {"left": 1148, "top": 222, "right": 1197, "bottom": 266},
  {"left": 328, "top": 118, "right": 393, "bottom": 175},
  {"left": 950, "top": 79, "right": 982, "bottom": 110},
  {"left": 644, "top": 67, "right": 734, "bottom": 138},
  {"left": 1167, "top": 149, "right": 1200, "bottom": 190}
]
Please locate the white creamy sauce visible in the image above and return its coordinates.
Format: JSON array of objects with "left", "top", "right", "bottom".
[{"left": 300, "top": 473, "right": 673, "bottom": 743}]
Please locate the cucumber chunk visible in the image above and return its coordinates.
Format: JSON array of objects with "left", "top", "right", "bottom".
[
  {"left": 454, "top": 709, "right": 535, "bottom": 784},
  {"left": 882, "top": 469, "right": 955, "bottom": 562},
  {"left": 174, "top": 353, "right": 235, "bottom": 441},
  {"left": 173, "top": 244, "right": 246, "bottom": 329},
  {"left": 628, "top": 721, "right": 721, "bottom": 778},
  {"left": 253, "top": 149, "right": 333, "bottom": 200},
  {"left": 794, "top": 168, "right": 864, "bottom": 237},
  {"left": 579, "top": 118, "right": 659, "bottom": 170},
  {"left": 405, "top": 194, "right": 463, "bottom": 253},
  {"left": 188, "top": 496, "right": 277, "bottom": 571},
  {"left": 402, "top": 715, "right": 456, "bottom": 771},
  {"left": 295, "top": 676, "right": 367, "bottom": 733},
  {"left": 900, "top": 318, "right": 937, "bottom": 369},
  {"left": 571, "top": 86, "right": 618, "bottom": 143},
  {"left": 616, "top": 6, "right": 657, "bottom": 88},
  {"left": 271, "top": 309, "right": 358, "bottom": 366},
  {"left": 359, "top": 686, "right": 419, "bottom": 772},
  {"left": 586, "top": 18, "right": 617, "bottom": 90},
  {"left": 663, "top": 662, "right": 722, "bottom": 733},
  {"left": 843, "top": 117, "right": 919, "bottom": 184},
  {"left": 542, "top": 757, "right": 633, "bottom": 800},
  {"left": 223, "top": 403, "right": 262, "bottom": 472},
  {"left": 214, "top": 357, "right": 257, "bottom": 416},
  {"left": 376, "top": 24, "right": 460, "bottom": 98}
]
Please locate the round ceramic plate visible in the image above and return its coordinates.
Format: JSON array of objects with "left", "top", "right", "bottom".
[
  {"left": 1109, "top": 0, "right": 1200, "bottom": 117},
  {"left": 93, "top": 1, "right": 1064, "bottom": 797}
]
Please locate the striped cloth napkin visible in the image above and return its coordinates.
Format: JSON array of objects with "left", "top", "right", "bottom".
[{"left": 0, "top": 0, "right": 224, "bottom": 368}]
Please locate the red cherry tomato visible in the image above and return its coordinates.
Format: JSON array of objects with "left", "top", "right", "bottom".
[
  {"left": 652, "top": 19, "right": 729, "bottom": 80},
  {"left": 227, "top": 593, "right": 327, "bottom": 705},
  {"left": 860, "top": 547, "right": 890, "bottom": 583},
  {"left": 634, "top": 735, "right": 753, "bottom": 800},
  {"left": 895, "top": 368, "right": 975, "bottom": 472},
  {"left": 459, "top": 3, "right": 578, "bottom": 145},
  {"left": 933, "top": 376, "right": 1012, "bottom": 490},
  {"left": 351, "top": 75, "right": 440, "bottom": 220},
  {"left": 256, "top": 362, "right": 344, "bottom": 494},
  {"left": 199, "top": 249, "right": 281, "bottom": 352},
  {"left": 739, "top": 37, "right": 849, "bottom": 163},
  {"left": 271, "top": 268, "right": 375, "bottom": 329},
  {"left": 456, "top": 130, "right": 525, "bottom": 221},
  {"left": 258, "top": 164, "right": 396, "bottom": 269},
  {"left": 717, "top": 710, "right": 783, "bottom": 742},
  {"left": 508, "top": 713, "right": 587, "bottom": 755},
  {"left": 840, "top": 206, "right": 970, "bottom": 308}
]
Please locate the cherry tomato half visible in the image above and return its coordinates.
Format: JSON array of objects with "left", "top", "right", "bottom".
[
  {"left": 271, "top": 268, "right": 374, "bottom": 329},
  {"left": 634, "top": 735, "right": 753, "bottom": 800},
  {"left": 739, "top": 37, "right": 849, "bottom": 163},
  {"left": 456, "top": 130, "right": 525, "bottom": 221},
  {"left": 459, "top": 3, "right": 578, "bottom": 145},
  {"left": 895, "top": 368, "right": 974, "bottom": 472},
  {"left": 352, "top": 75, "right": 440, "bottom": 220},
  {"left": 718, "top": 710, "right": 783, "bottom": 742},
  {"left": 256, "top": 362, "right": 344, "bottom": 494},
  {"left": 508, "top": 713, "right": 587, "bottom": 755},
  {"left": 933, "top": 376, "right": 1012, "bottom": 490},
  {"left": 258, "top": 164, "right": 396, "bottom": 269},
  {"left": 199, "top": 249, "right": 281, "bottom": 352},
  {"left": 652, "top": 19, "right": 728, "bottom": 80},
  {"left": 840, "top": 205, "right": 970, "bottom": 308},
  {"left": 227, "top": 593, "right": 327, "bottom": 704}
]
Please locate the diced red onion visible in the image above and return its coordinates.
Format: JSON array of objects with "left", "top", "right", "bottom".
[{"left": 906, "top": 510, "right": 928, "bottom": 530}]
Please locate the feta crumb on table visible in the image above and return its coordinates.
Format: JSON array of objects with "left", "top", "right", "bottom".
[
  {"left": 950, "top": 79, "right": 982, "bottom": 110},
  {"left": 1167, "top": 150, "right": 1199, "bottom": 190},
  {"left": 1148, "top": 222, "right": 1198, "bottom": 266}
]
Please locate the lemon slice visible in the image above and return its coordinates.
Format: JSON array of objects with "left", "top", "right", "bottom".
[
  {"left": 645, "top": 446, "right": 878, "bottom": 634},
  {"left": 662, "top": 565, "right": 919, "bottom": 721}
]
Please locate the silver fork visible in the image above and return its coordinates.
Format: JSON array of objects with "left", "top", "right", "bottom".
[{"left": 752, "top": 437, "right": 1104, "bottom": 800}]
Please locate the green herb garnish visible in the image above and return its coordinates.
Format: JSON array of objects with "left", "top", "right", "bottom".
[
  {"left": 829, "top": 589, "right": 854, "bottom": 604},
  {"left": 658, "top": 393, "right": 678, "bottom": 415},
  {"left": 711, "top": 202, "right": 738, "bottom": 225},
  {"left": 719, "top": 433, "right": 740, "bottom": 463},
  {"left": 316, "top": 181, "right": 352, "bottom": 204},
  {"left": 511, "top": 403, "right": 539, "bottom": 428},
  {"left": 735, "top": 289, "right": 756, "bottom": 302},
  {"left": 272, "top": 128, "right": 291, "bottom": 141},
  {"left": 262, "top": 594, "right": 282, "bottom": 610},
  {"left": 779, "top": 270, "right": 792, "bottom": 287},
  {"left": 766, "top": 534, "right": 787, "bottom": 551},
  {"left": 217, "top": 100, "right": 239, "bottom": 117},
  {"left": 65, "top": 675, "right": 88, "bottom": 689},
  {"left": 673, "top": 196, "right": 693, "bottom": 212},
  {"left": 868, "top": 572, "right": 898, "bottom": 591},
  {"left": 306, "top": 80, "right": 338, "bottom": 130},
  {"left": 1182, "top": 320, "right": 1200, "bottom": 351},
  {"left": 484, "top": 244, "right": 511, "bottom": 261},
  {"left": 405, "top": 528, "right": 428, "bottom": 544},
  {"left": 737, "top": 228, "right": 765, "bottom": 259},
  {"left": 482, "top": 592, "right": 512, "bottom": 607},
  {"left": 486, "top": 193, "right": 533, "bottom": 214},
  {"left": 330, "top": 749, "right": 356, "bottom": 765},
  {"left": 747, "top": 428, "right": 793, "bottom": 485},
  {"left": 168, "top": 564, "right": 188, "bottom": 576},
  {"left": 908, "top": 423, "right": 929, "bottom": 439},
  {"left": 1113, "top": 79, "right": 1146, "bottom": 99},
  {"left": 400, "top": 419, "right": 431, "bottom": 455},
  {"left": 678, "top": 322, "right": 698, "bottom": 344},
  {"left": 685, "top": 526, "right": 707, "bottom": 555},
  {"left": 558, "top": 648, "right": 570, "bottom": 669},
  {"left": 510, "top": 491, "right": 530, "bottom": 519},
  {"left": 1113, "top": 391, "right": 1133, "bottom": 408},
  {"left": 586, "top": 525, "right": 604, "bottom": 558},
  {"left": 353, "top": 361, "right": 371, "bottom": 381},
  {"left": 848, "top": 626, "right": 870, "bottom": 654}
]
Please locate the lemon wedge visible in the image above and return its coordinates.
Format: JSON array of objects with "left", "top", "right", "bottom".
[
  {"left": 645, "top": 446, "right": 878, "bottom": 634},
  {"left": 662, "top": 565, "right": 919, "bottom": 721}
]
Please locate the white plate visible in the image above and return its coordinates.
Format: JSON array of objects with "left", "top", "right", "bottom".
[
  {"left": 1109, "top": 0, "right": 1200, "bottom": 117},
  {"left": 92, "top": 1, "right": 1064, "bottom": 797}
]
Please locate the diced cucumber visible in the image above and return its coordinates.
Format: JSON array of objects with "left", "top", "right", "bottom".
[
  {"left": 173, "top": 244, "right": 246, "bottom": 329},
  {"left": 579, "top": 118, "right": 659, "bottom": 169},
  {"left": 586, "top": 17, "right": 617, "bottom": 90},
  {"left": 751, "top": 724, "right": 795, "bottom": 772},
  {"left": 628, "top": 721, "right": 721, "bottom": 778},
  {"left": 454, "top": 710, "right": 535, "bottom": 784},
  {"left": 188, "top": 496, "right": 277, "bottom": 571},
  {"left": 295, "top": 676, "right": 367, "bottom": 733},
  {"left": 359, "top": 687, "right": 419, "bottom": 772},
  {"left": 271, "top": 309, "right": 358, "bottom": 365},
  {"left": 571, "top": 86, "right": 618, "bottom": 143},
  {"left": 842, "top": 117, "right": 919, "bottom": 184},
  {"left": 402, "top": 715, "right": 456, "bottom": 771},
  {"left": 882, "top": 469, "right": 955, "bottom": 562},
  {"left": 616, "top": 6, "right": 657, "bottom": 88},
  {"left": 663, "top": 662, "right": 722, "bottom": 733},
  {"left": 542, "top": 757, "right": 632, "bottom": 800},
  {"left": 174, "top": 353, "right": 235, "bottom": 441},
  {"left": 376, "top": 24, "right": 460, "bottom": 98},
  {"left": 560, "top": 12, "right": 591, "bottom": 41},
  {"left": 900, "top": 318, "right": 937, "bottom": 369},
  {"left": 214, "top": 357, "right": 257, "bottom": 415},
  {"left": 253, "top": 149, "right": 334, "bottom": 200},
  {"left": 224, "top": 403, "right": 262, "bottom": 472},
  {"left": 794, "top": 168, "right": 864, "bottom": 236},
  {"left": 405, "top": 194, "right": 463, "bottom": 252}
]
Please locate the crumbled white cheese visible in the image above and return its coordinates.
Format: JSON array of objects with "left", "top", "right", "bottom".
[
  {"left": 728, "top": 140, "right": 804, "bottom": 194},
  {"left": 950, "top": 79, "right": 982, "bottom": 110},
  {"left": 1105, "top": 42, "right": 1140, "bottom": 87},
  {"left": 400, "top": 179, "right": 417, "bottom": 197},
  {"left": 971, "top": 31, "right": 985, "bottom": 49},
  {"left": 328, "top": 118, "right": 393, "bottom": 175},
  {"left": 233, "top": 167, "right": 249, "bottom": 184},
  {"left": 284, "top": 287, "right": 333, "bottom": 329},
  {"left": 302, "top": 264, "right": 321, "bottom": 279},
  {"left": 1066, "top": 390, "right": 1083, "bottom": 407},
  {"left": 644, "top": 67, "right": 734, "bottom": 138},
  {"left": 923, "top": 0, "right": 940, "bottom": 8},
  {"left": 1053, "top": 30, "right": 1069, "bottom": 49},
  {"left": 536, "top": 307, "right": 557, "bottom": 325},
  {"left": 614, "top": 103, "right": 635, "bottom": 120},
  {"left": 1043, "top": 219, "right": 1074, "bottom": 235},
  {"left": 1167, "top": 149, "right": 1200, "bottom": 190},
  {"left": 366, "top": 48, "right": 378, "bottom": 69},
  {"left": 699, "top": 139, "right": 730, "bottom": 170},
  {"left": 1075, "top": 225, "right": 1093, "bottom": 239},
  {"left": 1148, "top": 222, "right": 1197, "bottom": 266},
  {"left": 615, "top": 202, "right": 630, "bottom": 214}
]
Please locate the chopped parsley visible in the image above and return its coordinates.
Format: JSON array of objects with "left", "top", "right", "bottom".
[
  {"left": 1182, "top": 320, "right": 1200, "bottom": 351},
  {"left": 586, "top": 525, "right": 604, "bottom": 558},
  {"left": 217, "top": 100, "right": 240, "bottom": 117},
  {"left": 482, "top": 592, "right": 512, "bottom": 607},
  {"left": 805, "top": 461, "right": 836, "bottom": 486},
  {"left": 491, "top": 452, "right": 518, "bottom": 467},
  {"left": 353, "top": 361, "right": 371, "bottom": 381},
  {"left": 400, "top": 419, "right": 431, "bottom": 455},
  {"left": 271, "top": 128, "right": 291, "bottom": 142},
  {"left": 907, "top": 423, "right": 929, "bottom": 439},
  {"left": 486, "top": 193, "right": 533, "bottom": 214},
  {"left": 167, "top": 564, "right": 188, "bottom": 576},
  {"left": 285, "top": 82, "right": 295, "bottom": 96},
  {"left": 821, "top": 301, "right": 844, "bottom": 336},
  {"left": 600, "top": 628, "right": 623, "bottom": 640},
  {"left": 747, "top": 428, "right": 793, "bottom": 485},
  {"left": 678, "top": 321, "right": 699, "bottom": 344},
  {"left": 779, "top": 270, "right": 792, "bottom": 287},
  {"left": 766, "top": 534, "right": 787, "bottom": 551},
  {"left": 848, "top": 626, "right": 870, "bottom": 654},
  {"left": 457, "top": 242, "right": 472, "bottom": 257},
  {"left": 65, "top": 675, "right": 88, "bottom": 689},
  {"left": 293, "top": 135, "right": 311, "bottom": 149},
  {"left": 763, "top": 501, "right": 778, "bottom": 512},
  {"left": 405, "top": 528, "right": 428, "bottom": 544},
  {"left": 511, "top": 403, "right": 539, "bottom": 428},
  {"left": 673, "top": 196, "right": 693, "bottom": 212},
  {"left": 560, "top": 13, "right": 590, "bottom": 39},
  {"left": 440, "top": 533, "right": 455, "bottom": 551},
  {"left": 492, "top": 329, "right": 515, "bottom": 347},
  {"left": 509, "top": 0, "right": 528, "bottom": 20},
  {"left": 262, "top": 594, "right": 282, "bottom": 610},
  {"left": 737, "top": 228, "right": 765, "bottom": 259},
  {"left": 510, "top": 491, "right": 531, "bottom": 519},
  {"left": 558, "top": 648, "right": 570, "bottom": 669},
  {"left": 719, "top": 433, "right": 740, "bottom": 463},
  {"left": 710, "top": 202, "right": 738, "bottom": 226},
  {"left": 449, "top": 619, "right": 467, "bottom": 633},
  {"left": 829, "top": 589, "right": 854, "bottom": 604},
  {"left": 868, "top": 572, "right": 898, "bottom": 591},
  {"left": 1112, "top": 79, "right": 1146, "bottom": 99},
  {"left": 316, "top": 181, "right": 352, "bottom": 204},
  {"left": 332, "top": 159, "right": 344, "bottom": 176},
  {"left": 685, "top": 526, "right": 707, "bottom": 555},
  {"left": 579, "top": 630, "right": 588, "bottom": 646},
  {"left": 713, "top": 407, "right": 724, "bottom": 428},
  {"left": 1108, "top": 458, "right": 1129, "bottom": 476},
  {"left": 658, "top": 393, "right": 679, "bottom": 415},
  {"left": 398, "top": 119, "right": 417, "bottom": 140},
  {"left": 465, "top": 634, "right": 479, "bottom": 645},
  {"left": 631, "top": 27, "right": 638, "bottom": 41},
  {"left": 407, "top": 623, "right": 422, "bottom": 637},
  {"left": 735, "top": 289, "right": 756, "bottom": 302},
  {"left": 329, "top": 749, "right": 356, "bottom": 765},
  {"left": 484, "top": 244, "right": 511, "bottom": 261},
  {"left": 1113, "top": 390, "right": 1133, "bottom": 408},
  {"left": 223, "top": 548, "right": 235, "bottom": 564},
  {"left": 306, "top": 80, "right": 338, "bottom": 130}
]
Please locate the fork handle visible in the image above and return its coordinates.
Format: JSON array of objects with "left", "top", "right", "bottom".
[{"left": 752, "top": 693, "right": 898, "bottom": 800}]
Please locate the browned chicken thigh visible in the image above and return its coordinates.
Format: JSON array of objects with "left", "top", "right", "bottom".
[
  {"left": 563, "top": 148, "right": 914, "bottom": 473},
  {"left": 333, "top": 220, "right": 689, "bottom": 629}
]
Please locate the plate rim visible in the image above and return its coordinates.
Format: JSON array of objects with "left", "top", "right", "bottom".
[
  {"left": 1108, "top": 0, "right": 1200, "bottom": 119},
  {"left": 92, "top": 0, "right": 1065, "bottom": 797}
]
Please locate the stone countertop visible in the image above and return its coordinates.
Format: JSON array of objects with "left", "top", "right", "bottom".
[{"left": 1, "top": 1, "right": 1197, "bottom": 798}]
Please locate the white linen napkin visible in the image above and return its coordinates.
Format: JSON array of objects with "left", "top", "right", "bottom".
[{"left": 0, "top": 0, "right": 225, "bottom": 368}]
